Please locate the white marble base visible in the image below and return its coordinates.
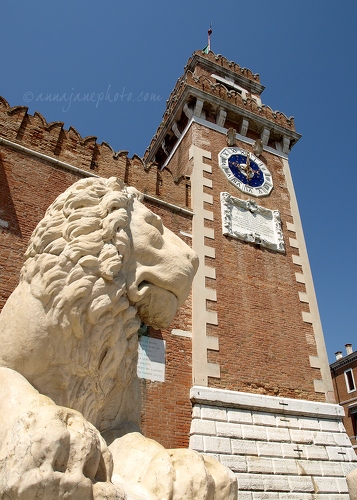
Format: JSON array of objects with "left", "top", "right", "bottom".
[{"left": 190, "top": 386, "right": 357, "bottom": 498}]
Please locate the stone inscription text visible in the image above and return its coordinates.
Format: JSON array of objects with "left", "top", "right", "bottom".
[
  {"left": 231, "top": 205, "right": 275, "bottom": 240},
  {"left": 137, "top": 336, "right": 166, "bottom": 382}
]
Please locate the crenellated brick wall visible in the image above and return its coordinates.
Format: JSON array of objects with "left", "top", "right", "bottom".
[{"left": 0, "top": 96, "right": 189, "bottom": 206}]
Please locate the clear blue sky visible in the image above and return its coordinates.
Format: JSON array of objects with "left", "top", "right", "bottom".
[{"left": 1, "top": 0, "right": 356, "bottom": 363}]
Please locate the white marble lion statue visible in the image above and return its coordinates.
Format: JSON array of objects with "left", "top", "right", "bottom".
[{"left": 0, "top": 177, "right": 237, "bottom": 499}]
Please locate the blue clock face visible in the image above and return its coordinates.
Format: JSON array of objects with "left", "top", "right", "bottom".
[
  {"left": 218, "top": 147, "right": 273, "bottom": 197},
  {"left": 227, "top": 154, "right": 265, "bottom": 188}
]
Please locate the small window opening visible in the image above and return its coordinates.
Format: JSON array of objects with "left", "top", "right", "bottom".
[
  {"left": 352, "top": 414, "right": 357, "bottom": 438},
  {"left": 345, "top": 369, "right": 356, "bottom": 392}
]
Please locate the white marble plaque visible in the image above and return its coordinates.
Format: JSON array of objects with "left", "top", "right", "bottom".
[
  {"left": 137, "top": 336, "right": 166, "bottom": 382},
  {"left": 220, "top": 192, "right": 285, "bottom": 253}
]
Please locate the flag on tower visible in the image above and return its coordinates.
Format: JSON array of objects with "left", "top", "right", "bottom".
[{"left": 202, "top": 24, "right": 212, "bottom": 54}]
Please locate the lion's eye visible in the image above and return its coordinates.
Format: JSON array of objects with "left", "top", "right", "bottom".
[{"left": 146, "top": 212, "right": 163, "bottom": 232}]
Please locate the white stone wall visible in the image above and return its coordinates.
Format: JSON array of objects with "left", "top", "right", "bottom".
[{"left": 190, "top": 386, "right": 357, "bottom": 499}]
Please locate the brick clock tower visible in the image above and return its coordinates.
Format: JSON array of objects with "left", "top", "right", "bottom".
[{"left": 142, "top": 51, "right": 357, "bottom": 497}]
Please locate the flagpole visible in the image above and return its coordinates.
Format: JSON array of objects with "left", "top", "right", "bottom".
[
  {"left": 202, "top": 24, "right": 213, "bottom": 54},
  {"left": 208, "top": 24, "right": 212, "bottom": 52}
]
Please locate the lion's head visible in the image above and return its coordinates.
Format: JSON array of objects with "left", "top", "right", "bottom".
[{"left": 0, "top": 177, "right": 198, "bottom": 430}]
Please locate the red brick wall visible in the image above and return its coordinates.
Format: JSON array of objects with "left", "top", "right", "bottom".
[
  {"left": 0, "top": 146, "right": 83, "bottom": 309},
  {"left": 166, "top": 121, "right": 323, "bottom": 402},
  {"left": 0, "top": 97, "right": 188, "bottom": 206},
  {"left": 139, "top": 201, "right": 194, "bottom": 449},
  {"left": 331, "top": 360, "right": 357, "bottom": 449},
  {"left": 205, "top": 125, "right": 322, "bottom": 401}
]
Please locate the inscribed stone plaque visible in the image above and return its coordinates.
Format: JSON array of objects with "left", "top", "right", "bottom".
[
  {"left": 137, "top": 336, "right": 166, "bottom": 382},
  {"left": 220, "top": 192, "right": 285, "bottom": 253}
]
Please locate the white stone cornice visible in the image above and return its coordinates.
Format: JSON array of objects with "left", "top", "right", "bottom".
[
  {"left": 161, "top": 116, "right": 290, "bottom": 170},
  {"left": 190, "top": 386, "right": 344, "bottom": 418}
]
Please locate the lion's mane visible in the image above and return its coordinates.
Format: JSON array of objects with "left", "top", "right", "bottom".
[{"left": 19, "top": 177, "right": 144, "bottom": 430}]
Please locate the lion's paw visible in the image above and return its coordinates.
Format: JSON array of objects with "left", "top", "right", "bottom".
[
  {"left": 0, "top": 405, "right": 125, "bottom": 500},
  {"left": 109, "top": 432, "right": 237, "bottom": 500}
]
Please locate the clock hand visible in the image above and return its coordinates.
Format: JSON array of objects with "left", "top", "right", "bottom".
[
  {"left": 242, "top": 155, "right": 256, "bottom": 184},
  {"left": 231, "top": 155, "right": 257, "bottom": 184}
]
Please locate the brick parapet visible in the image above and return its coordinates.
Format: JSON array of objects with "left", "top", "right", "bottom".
[
  {"left": 186, "top": 51, "right": 262, "bottom": 84},
  {"left": 184, "top": 72, "right": 296, "bottom": 130},
  {"left": 0, "top": 97, "right": 188, "bottom": 209}
]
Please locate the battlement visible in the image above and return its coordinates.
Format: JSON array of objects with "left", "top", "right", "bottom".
[
  {"left": 0, "top": 96, "right": 190, "bottom": 209},
  {"left": 186, "top": 50, "right": 262, "bottom": 85}
]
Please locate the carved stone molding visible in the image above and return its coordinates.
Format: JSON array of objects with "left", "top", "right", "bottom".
[{"left": 220, "top": 192, "right": 285, "bottom": 253}]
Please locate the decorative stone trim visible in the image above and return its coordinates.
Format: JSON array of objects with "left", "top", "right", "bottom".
[
  {"left": 161, "top": 116, "right": 290, "bottom": 171},
  {"left": 171, "top": 329, "right": 192, "bottom": 338},
  {"left": 295, "top": 272, "right": 306, "bottom": 284},
  {"left": 194, "top": 98, "right": 204, "bottom": 118},
  {"left": 289, "top": 237, "right": 299, "bottom": 248},
  {"left": 190, "top": 386, "right": 357, "bottom": 498},
  {"left": 190, "top": 387, "right": 344, "bottom": 417},
  {"left": 282, "top": 135, "right": 291, "bottom": 154},
  {"left": 302, "top": 312, "right": 313, "bottom": 324},
  {"left": 189, "top": 145, "right": 220, "bottom": 386},
  {"left": 292, "top": 254, "right": 302, "bottom": 265},
  {"left": 286, "top": 221, "right": 296, "bottom": 232},
  {"left": 172, "top": 121, "right": 181, "bottom": 139},
  {"left": 299, "top": 291, "right": 309, "bottom": 303}
]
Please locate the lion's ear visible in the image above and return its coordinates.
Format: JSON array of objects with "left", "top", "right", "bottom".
[
  {"left": 107, "top": 177, "right": 125, "bottom": 192},
  {"left": 125, "top": 186, "right": 144, "bottom": 202}
]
